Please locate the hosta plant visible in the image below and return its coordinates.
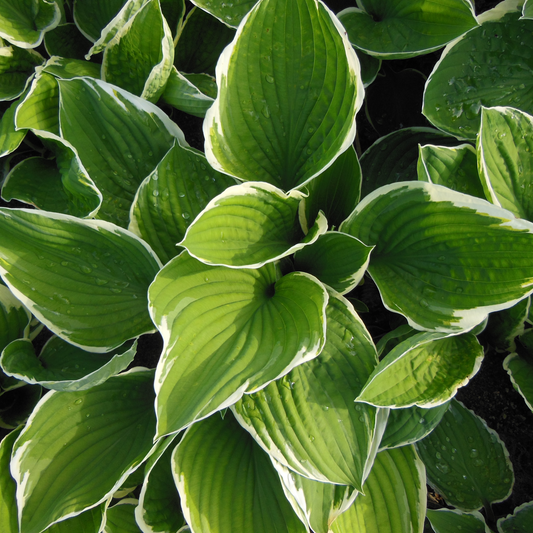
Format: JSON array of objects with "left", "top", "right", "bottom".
[{"left": 0, "top": 0, "right": 532, "bottom": 532}]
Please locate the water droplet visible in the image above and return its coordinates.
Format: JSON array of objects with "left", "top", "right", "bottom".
[
  {"left": 309, "top": 435, "right": 315, "bottom": 442},
  {"left": 61, "top": 261, "right": 69, "bottom": 267},
  {"left": 438, "top": 256, "right": 446, "bottom": 261},
  {"left": 81, "top": 265, "right": 92, "bottom": 274},
  {"left": 74, "top": 398, "right": 83, "bottom": 405},
  {"left": 419, "top": 418, "right": 426, "bottom": 424},
  {"left": 261, "top": 105, "right": 270, "bottom": 118},
  {"left": 182, "top": 212, "right": 190, "bottom": 220},
  {"left": 153, "top": 190, "right": 159, "bottom": 197},
  {"left": 469, "top": 449, "right": 478, "bottom": 458},
  {"left": 420, "top": 299, "right": 429, "bottom": 308},
  {"left": 265, "top": 75, "right": 274, "bottom": 83},
  {"left": 436, "top": 462, "right": 450, "bottom": 474},
  {"left": 322, "top": 405, "right": 329, "bottom": 411},
  {"left": 436, "top": 451, "right": 442, "bottom": 460},
  {"left": 95, "top": 278, "right": 108, "bottom": 286},
  {"left": 110, "top": 288, "right": 122, "bottom": 294},
  {"left": 456, "top": 287, "right": 464, "bottom": 294},
  {"left": 204, "top": 277, "right": 209, "bottom": 282}
]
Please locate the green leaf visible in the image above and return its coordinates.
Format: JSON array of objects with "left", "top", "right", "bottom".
[
  {"left": 0, "top": 426, "right": 21, "bottom": 533},
  {"left": 11, "top": 368, "right": 157, "bottom": 533},
  {"left": 44, "top": 23, "right": 92, "bottom": 60},
  {"left": 15, "top": 70, "right": 60, "bottom": 134},
  {"left": 0, "top": 97, "right": 26, "bottom": 157},
  {"left": 183, "top": 73, "right": 217, "bottom": 99},
  {"left": 232, "top": 290, "right": 383, "bottom": 490},
  {"left": 1, "top": 147, "right": 102, "bottom": 218},
  {"left": 357, "top": 331, "right": 483, "bottom": 408},
  {"left": 174, "top": 7, "right": 235, "bottom": 76},
  {"left": 301, "top": 145, "right": 362, "bottom": 231},
  {"left": 423, "top": 11, "right": 533, "bottom": 139},
  {"left": 161, "top": 67, "right": 214, "bottom": 118},
  {"left": 341, "top": 181, "right": 533, "bottom": 333},
  {"left": 58, "top": 77, "right": 184, "bottom": 227},
  {"left": 293, "top": 232, "right": 373, "bottom": 294},
  {"left": 485, "top": 297, "right": 530, "bottom": 352},
  {"left": 129, "top": 141, "right": 235, "bottom": 265},
  {"left": 380, "top": 402, "right": 450, "bottom": 450},
  {"left": 205, "top": 0, "right": 364, "bottom": 190},
  {"left": 503, "top": 352, "right": 533, "bottom": 412},
  {"left": 427, "top": 508, "right": 490, "bottom": 533},
  {"left": 0, "top": 208, "right": 161, "bottom": 352},
  {"left": 356, "top": 49, "right": 381, "bottom": 88},
  {"left": 0, "top": 284, "right": 30, "bottom": 352},
  {"left": 0, "top": 337, "right": 137, "bottom": 391},
  {"left": 181, "top": 182, "right": 327, "bottom": 268},
  {"left": 0, "top": 383, "right": 41, "bottom": 428},
  {"left": 73, "top": 0, "right": 126, "bottom": 42},
  {"left": 523, "top": 0, "right": 533, "bottom": 19},
  {"left": 136, "top": 437, "right": 185, "bottom": 533},
  {"left": 416, "top": 399, "right": 514, "bottom": 511},
  {"left": 417, "top": 143, "right": 486, "bottom": 199},
  {"left": 102, "top": 0, "right": 174, "bottom": 102},
  {"left": 338, "top": 0, "right": 478, "bottom": 60},
  {"left": 172, "top": 412, "right": 308, "bottom": 533},
  {"left": 46, "top": 504, "right": 107, "bottom": 533},
  {"left": 149, "top": 251, "right": 327, "bottom": 436},
  {"left": 497, "top": 501, "right": 533, "bottom": 533},
  {"left": 331, "top": 446, "right": 426, "bottom": 533},
  {"left": 0, "top": 41, "right": 43, "bottom": 101},
  {"left": 105, "top": 499, "right": 142, "bottom": 533},
  {"left": 42, "top": 56, "right": 101, "bottom": 79},
  {"left": 191, "top": 0, "right": 256, "bottom": 28},
  {"left": 0, "top": 0, "right": 61, "bottom": 48},
  {"left": 272, "top": 460, "right": 357, "bottom": 533},
  {"left": 478, "top": 106, "right": 533, "bottom": 221},
  {"left": 360, "top": 127, "right": 458, "bottom": 199}
]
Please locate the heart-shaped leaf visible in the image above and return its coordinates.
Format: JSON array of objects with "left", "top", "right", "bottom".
[
  {"left": 338, "top": 0, "right": 478, "bottom": 59},
  {"left": 497, "top": 501, "right": 533, "bottom": 533},
  {"left": 172, "top": 412, "right": 308, "bottom": 533},
  {"left": 341, "top": 181, "right": 533, "bottom": 332},
  {"left": 0, "top": 208, "right": 161, "bottom": 352},
  {"left": 11, "top": 368, "right": 157, "bottom": 533},
  {"left": 205, "top": 0, "right": 364, "bottom": 190},
  {"left": 149, "top": 251, "right": 327, "bottom": 437}
]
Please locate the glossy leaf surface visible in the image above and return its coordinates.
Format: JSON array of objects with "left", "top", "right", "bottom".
[
  {"left": 149, "top": 252, "right": 327, "bottom": 436},
  {"left": 181, "top": 182, "right": 327, "bottom": 268},
  {"left": 341, "top": 182, "right": 533, "bottom": 332},
  {"left": 357, "top": 331, "right": 483, "bottom": 408},
  {"left": 338, "top": 0, "right": 477, "bottom": 59},
  {"left": 331, "top": 446, "right": 426, "bottom": 533},
  {"left": 0, "top": 209, "right": 161, "bottom": 352},
  {"left": 232, "top": 291, "right": 382, "bottom": 490},
  {"left": 173, "top": 412, "right": 308, "bottom": 533},
  {"left": 205, "top": 0, "right": 363, "bottom": 190},
  {"left": 416, "top": 400, "right": 514, "bottom": 511},
  {"left": 427, "top": 509, "right": 489, "bottom": 533},
  {"left": 11, "top": 368, "right": 157, "bottom": 533}
]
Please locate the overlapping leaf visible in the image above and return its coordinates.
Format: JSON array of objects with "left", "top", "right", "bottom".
[
  {"left": 427, "top": 509, "right": 490, "bottom": 533},
  {"left": 102, "top": 0, "right": 174, "bottom": 102},
  {"left": 0, "top": 97, "right": 26, "bottom": 156},
  {"left": 191, "top": 0, "right": 256, "bottom": 28},
  {"left": 205, "top": 0, "right": 363, "bottom": 190},
  {"left": 416, "top": 399, "right": 514, "bottom": 511},
  {"left": 418, "top": 143, "right": 485, "bottom": 199},
  {"left": 498, "top": 501, "right": 533, "bottom": 533},
  {"left": 341, "top": 181, "right": 533, "bottom": 332},
  {"left": 338, "top": 0, "right": 477, "bottom": 60},
  {"left": 172, "top": 412, "right": 308, "bottom": 533},
  {"left": 331, "top": 446, "right": 426, "bottom": 533},
  {"left": 149, "top": 251, "right": 327, "bottom": 437},
  {"left": 181, "top": 182, "right": 327, "bottom": 268},
  {"left": 11, "top": 368, "right": 157, "bottom": 533},
  {"left": 273, "top": 460, "right": 356, "bottom": 533},
  {"left": 423, "top": 9, "right": 533, "bottom": 139},
  {"left": 232, "top": 290, "right": 383, "bottom": 490},
  {"left": 73, "top": 0, "right": 126, "bottom": 42},
  {"left": 0, "top": 0, "right": 60, "bottom": 48},
  {"left": 129, "top": 141, "right": 235, "bottom": 264},
  {"left": 357, "top": 331, "right": 483, "bottom": 408},
  {"left": 503, "top": 352, "right": 533, "bottom": 412},
  {"left": 0, "top": 337, "right": 137, "bottom": 391},
  {"left": 58, "top": 77, "right": 184, "bottom": 227},
  {"left": 0, "top": 426, "right": 21, "bottom": 533},
  {"left": 478, "top": 106, "right": 533, "bottom": 221},
  {"left": 0, "top": 208, "right": 161, "bottom": 352},
  {"left": 0, "top": 284, "right": 30, "bottom": 352}
]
